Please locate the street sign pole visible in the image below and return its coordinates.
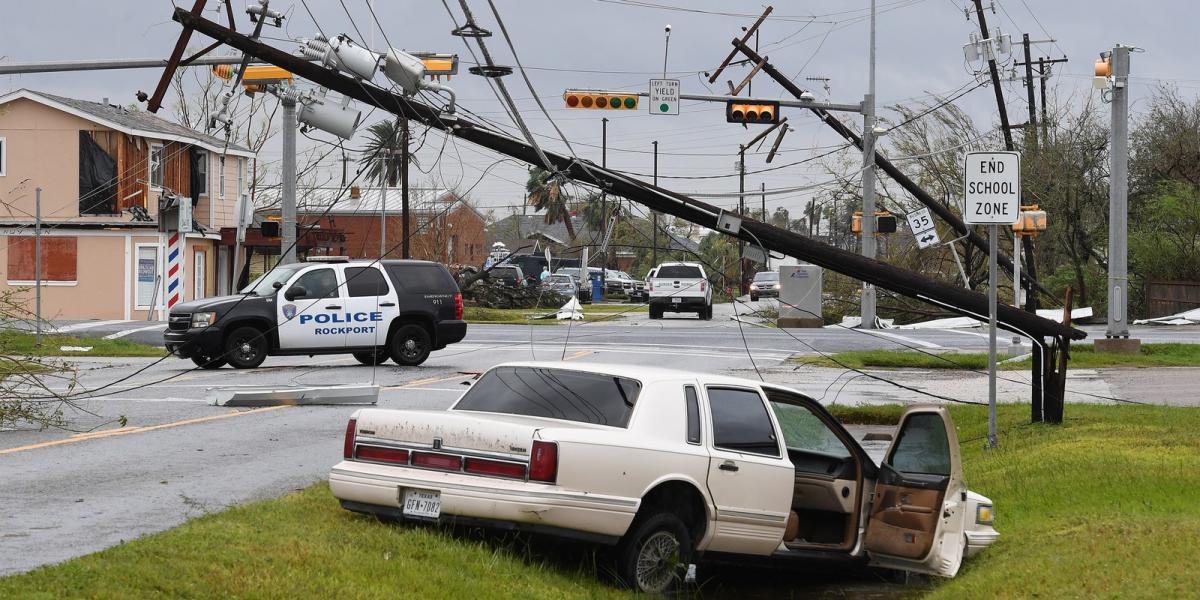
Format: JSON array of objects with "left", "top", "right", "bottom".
[
  {"left": 964, "top": 151, "right": 1021, "bottom": 449},
  {"left": 987, "top": 224, "right": 999, "bottom": 449}
]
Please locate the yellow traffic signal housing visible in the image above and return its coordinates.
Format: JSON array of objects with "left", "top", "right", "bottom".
[
  {"left": 1095, "top": 57, "right": 1112, "bottom": 77},
  {"left": 727, "top": 100, "right": 780, "bottom": 124},
  {"left": 851, "top": 211, "right": 896, "bottom": 235},
  {"left": 1013, "top": 205, "right": 1047, "bottom": 237},
  {"left": 410, "top": 52, "right": 459, "bottom": 78},
  {"left": 563, "top": 91, "right": 639, "bottom": 110},
  {"left": 212, "top": 64, "right": 294, "bottom": 86}
]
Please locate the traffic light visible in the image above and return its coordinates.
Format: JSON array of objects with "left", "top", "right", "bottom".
[
  {"left": 563, "top": 91, "right": 639, "bottom": 110},
  {"left": 212, "top": 64, "right": 294, "bottom": 92},
  {"left": 726, "top": 100, "right": 780, "bottom": 124},
  {"left": 1013, "top": 204, "right": 1047, "bottom": 237},
  {"left": 851, "top": 211, "right": 896, "bottom": 235}
]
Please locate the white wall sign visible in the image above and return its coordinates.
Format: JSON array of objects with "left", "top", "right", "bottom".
[
  {"left": 178, "top": 197, "right": 193, "bottom": 233},
  {"left": 963, "top": 151, "right": 1020, "bottom": 224},
  {"left": 649, "top": 79, "right": 680, "bottom": 115},
  {"left": 906, "top": 207, "right": 940, "bottom": 249}
]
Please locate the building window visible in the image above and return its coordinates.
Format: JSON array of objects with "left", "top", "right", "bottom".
[
  {"left": 149, "top": 144, "right": 164, "bottom": 189},
  {"left": 6, "top": 236, "right": 78, "bottom": 283},
  {"left": 219, "top": 156, "right": 226, "bottom": 200},
  {"left": 194, "top": 150, "right": 207, "bottom": 196},
  {"left": 236, "top": 158, "right": 244, "bottom": 198},
  {"left": 136, "top": 245, "right": 160, "bottom": 307},
  {"left": 0, "top": 137, "right": 7, "bottom": 177}
]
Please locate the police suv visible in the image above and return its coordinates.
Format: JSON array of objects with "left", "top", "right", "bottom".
[{"left": 164, "top": 259, "right": 467, "bottom": 369}]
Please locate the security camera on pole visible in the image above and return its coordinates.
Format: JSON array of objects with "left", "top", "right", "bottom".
[{"left": 964, "top": 151, "right": 1021, "bottom": 449}]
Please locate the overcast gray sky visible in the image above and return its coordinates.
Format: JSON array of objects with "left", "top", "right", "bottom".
[{"left": 3, "top": 1, "right": 1195, "bottom": 219}]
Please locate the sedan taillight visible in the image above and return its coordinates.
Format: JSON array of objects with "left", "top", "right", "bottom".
[
  {"left": 412, "top": 452, "right": 464, "bottom": 471},
  {"left": 355, "top": 445, "right": 410, "bottom": 464},
  {"left": 454, "top": 292, "right": 464, "bottom": 320},
  {"left": 343, "top": 418, "right": 356, "bottom": 460},
  {"left": 464, "top": 457, "right": 526, "bottom": 479},
  {"left": 529, "top": 440, "right": 558, "bottom": 483}
]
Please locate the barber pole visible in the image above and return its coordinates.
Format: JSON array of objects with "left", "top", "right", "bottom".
[{"left": 166, "top": 231, "right": 184, "bottom": 309}]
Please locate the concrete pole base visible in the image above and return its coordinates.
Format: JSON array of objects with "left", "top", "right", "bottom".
[{"left": 1094, "top": 338, "right": 1142, "bottom": 354}]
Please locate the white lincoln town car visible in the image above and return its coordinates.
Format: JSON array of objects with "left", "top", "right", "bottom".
[{"left": 329, "top": 362, "right": 997, "bottom": 593}]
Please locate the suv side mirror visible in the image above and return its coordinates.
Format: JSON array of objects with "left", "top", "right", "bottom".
[{"left": 284, "top": 285, "right": 307, "bottom": 301}]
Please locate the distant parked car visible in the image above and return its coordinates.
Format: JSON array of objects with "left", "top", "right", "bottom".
[
  {"left": 750, "top": 270, "right": 780, "bottom": 301},
  {"left": 331, "top": 362, "right": 998, "bottom": 593},
  {"left": 488, "top": 265, "right": 525, "bottom": 288},
  {"left": 604, "top": 270, "right": 637, "bottom": 295},
  {"left": 542, "top": 273, "right": 580, "bottom": 300}
]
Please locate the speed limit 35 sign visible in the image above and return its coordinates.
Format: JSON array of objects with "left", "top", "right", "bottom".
[{"left": 963, "top": 151, "right": 1020, "bottom": 225}]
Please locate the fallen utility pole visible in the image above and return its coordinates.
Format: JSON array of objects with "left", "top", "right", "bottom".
[
  {"left": 729, "top": 39, "right": 1048, "bottom": 299},
  {"left": 165, "top": 7, "right": 1083, "bottom": 419},
  {"left": 0, "top": 55, "right": 266, "bottom": 75}
]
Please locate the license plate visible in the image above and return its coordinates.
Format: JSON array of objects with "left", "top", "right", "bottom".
[
  {"left": 672, "top": 297, "right": 682, "bottom": 303},
  {"left": 401, "top": 488, "right": 441, "bottom": 519}
]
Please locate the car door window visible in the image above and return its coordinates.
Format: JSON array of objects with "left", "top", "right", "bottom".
[
  {"left": 707, "top": 387, "right": 779, "bottom": 457},
  {"left": 770, "top": 401, "right": 851, "bottom": 458},
  {"left": 887, "top": 413, "right": 951, "bottom": 476},
  {"left": 345, "top": 267, "right": 389, "bottom": 297},
  {"left": 290, "top": 268, "right": 338, "bottom": 299}
]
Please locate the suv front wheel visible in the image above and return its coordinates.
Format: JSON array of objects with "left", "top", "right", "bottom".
[
  {"left": 224, "top": 326, "right": 268, "bottom": 369},
  {"left": 390, "top": 324, "right": 432, "bottom": 366}
]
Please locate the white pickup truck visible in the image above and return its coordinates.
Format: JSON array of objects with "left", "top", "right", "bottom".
[
  {"left": 330, "top": 362, "right": 997, "bottom": 593},
  {"left": 648, "top": 262, "right": 713, "bottom": 320}
]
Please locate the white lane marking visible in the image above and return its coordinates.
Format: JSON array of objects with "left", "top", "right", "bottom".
[
  {"left": 53, "top": 320, "right": 131, "bottom": 333},
  {"left": 103, "top": 324, "right": 166, "bottom": 340},
  {"left": 857, "top": 329, "right": 945, "bottom": 349},
  {"left": 940, "top": 328, "right": 991, "bottom": 340}
]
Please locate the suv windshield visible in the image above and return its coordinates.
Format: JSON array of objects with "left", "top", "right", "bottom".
[
  {"left": 455, "top": 366, "right": 642, "bottom": 427},
  {"left": 657, "top": 265, "right": 703, "bottom": 279},
  {"left": 753, "top": 272, "right": 779, "bottom": 282},
  {"left": 240, "top": 264, "right": 305, "bottom": 296}
]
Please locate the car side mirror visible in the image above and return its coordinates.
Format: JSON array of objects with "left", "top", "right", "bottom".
[
  {"left": 272, "top": 281, "right": 284, "bottom": 290},
  {"left": 284, "top": 285, "right": 307, "bottom": 301}
]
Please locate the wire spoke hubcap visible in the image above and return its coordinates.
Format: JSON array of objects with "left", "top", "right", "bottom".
[{"left": 635, "top": 531, "right": 680, "bottom": 592}]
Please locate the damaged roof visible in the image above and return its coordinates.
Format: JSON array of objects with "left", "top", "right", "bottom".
[{"left": 0, "top": 89, "right": 255, "bottom": 157}]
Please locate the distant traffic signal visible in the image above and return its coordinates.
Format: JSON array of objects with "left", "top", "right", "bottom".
[
  {"left": 563, "top": 91, "right": 639, "bottom": 110},
  {"left": 726, "top": 100, "right": 780, "bottom": 124}
]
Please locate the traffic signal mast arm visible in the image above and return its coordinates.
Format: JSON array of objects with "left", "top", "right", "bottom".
[
  {"left": 167, "top": 7, "right": 1080, "bottom": 343},
  {"left": 731, "top": 39, "right": 1049, "bottom": 299}
]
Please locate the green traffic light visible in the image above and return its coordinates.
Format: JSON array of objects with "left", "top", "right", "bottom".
[
  {"left": 623, "top": 97, "right": 636, "bottom": 109},
  {"left": 609, "top": 97, "right": 621, "bottom": 108}
]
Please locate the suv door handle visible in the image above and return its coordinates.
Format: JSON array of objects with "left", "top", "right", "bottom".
[
  {"left": 718, "top": 461, "right": 739, "bottom": 472},
  {"left": 325, "top": 305, "right": 342, "bottom": 310},
  {"left": 379, "top": 302, "right": 396, "bottom": 307}
]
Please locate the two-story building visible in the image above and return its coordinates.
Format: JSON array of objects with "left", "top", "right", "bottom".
[{"left": 0, "top": 89, "right": 255, "bottom": 320}]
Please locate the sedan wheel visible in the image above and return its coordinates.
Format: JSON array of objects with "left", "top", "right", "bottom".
[
  {"left": 224, "top": 326, "right": 268, "bottom": 369},
  {"left": 617, "top": 512, "right": 692, "bottom": 594}
]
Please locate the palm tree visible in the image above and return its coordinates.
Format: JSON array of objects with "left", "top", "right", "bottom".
[
  {"left": 357, "top": 119, "right": 408, "bottom": 187},
  {"left": 526, "top": 167, "right": 576, "bottom": 240}
]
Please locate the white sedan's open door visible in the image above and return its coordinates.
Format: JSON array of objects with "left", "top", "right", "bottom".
[{"left": 865, "top": 406, "right": 966, "bottom": 577}]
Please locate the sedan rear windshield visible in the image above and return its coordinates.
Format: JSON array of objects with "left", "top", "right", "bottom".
[
  {"left": 656, "top": 265, "right": 703, "bottom": 279},
  {"left": 454, "top": 366, "right": 642, "bottom": 427}
]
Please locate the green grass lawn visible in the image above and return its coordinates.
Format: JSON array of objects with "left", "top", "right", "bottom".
[
  {"left": 0, "top": 330, "right": 165, "bottom": 357},
  {"left": 794, "top": 343, "right": 1200, "bottom": 371},
  {"left": 2, "top": 405, "right": 1195, "bottom": 598}
]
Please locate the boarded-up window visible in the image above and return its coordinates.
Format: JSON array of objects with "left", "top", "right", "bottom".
[{"left": 6, "top": 236, "right": 78, "bottom": 282}]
